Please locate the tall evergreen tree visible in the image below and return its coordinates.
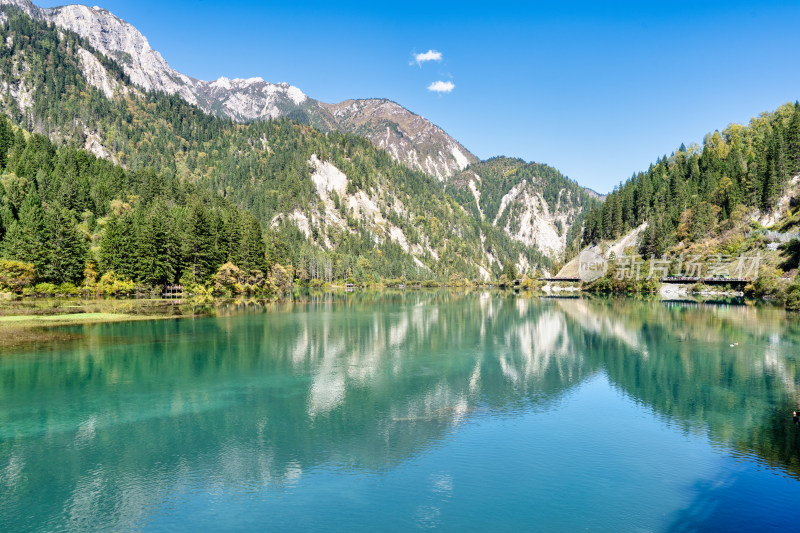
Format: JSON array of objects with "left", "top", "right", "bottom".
[
  {"left": 99, "top": 214, "right": 137, "bottom": 278},
  {"left": 0, "top": 115, "right": 12, "bottom": 170},
  {"left": 786, "top": 103, "right": 800, "bottom": 175},
  {"left": 1, "top": 186, "right": 49, "bottom": 275},
  {"left": 182, "top": 203, "right": 216, "bottom": 282},
  {"left": 44, "top": 205, "right": 87, "bottom": 283},
  {"left": 763, "top": 126, "right": 787, "bottom": 211},
  {"left": 237, "top": 215, "right": 265, "bottom": 273},
  {"left": 634, "top": 174, "right": 651, "bottom": 224},
  {"left": 135, "top": 204, "right": 177, "bottom": 285}
]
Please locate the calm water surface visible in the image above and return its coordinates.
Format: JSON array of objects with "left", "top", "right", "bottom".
[{"left": 2, "top": 293, "right": 800, "bottom": 531}]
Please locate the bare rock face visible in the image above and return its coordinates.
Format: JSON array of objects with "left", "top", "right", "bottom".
[
  {"left": 321, "top": 99, "right": 476, "bottom": 180},
  {"left": 0, "top": 0, "right": 475, "bottom": 179},
  {"left": 452, "top": 158, "right": 598, "bottom": 261},
  {"left": 0, "top": 0, "right": 36, "bottom": 17},
  {"left": 491, "top": 180, "right": 577, "bottom": 257},
  {"left": 196, "top": 77, "right": 308, "bottom": 121},
  {"left": 46, "top": 5, "right": 197, "bottom": 101}
]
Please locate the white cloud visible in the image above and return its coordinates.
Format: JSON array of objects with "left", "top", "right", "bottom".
[
  {"left": 427, "top": 80, "right": 455, "bottom": 94},
  {"left": 413, "top": 49, "right": 442, "bottom": 65}
]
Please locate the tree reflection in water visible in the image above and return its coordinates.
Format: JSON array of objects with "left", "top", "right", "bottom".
[{"left": 0, "top": 291, "right": 798, "bottom": 530}]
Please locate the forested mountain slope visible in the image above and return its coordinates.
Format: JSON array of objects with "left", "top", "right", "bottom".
[
  {"left": 0, "top": 0, "right": 476, "bottom": 180},
  {"left": 575, "top": 102, "right": 800, "bottom": 304},
  {"left": 581, "top": 102, "right": 800, "bottom": 255},
  {"left": 0, "top": 6, "right": 558, "bottom": 283},
  {"left": 0, "top": 114, "right": 271, "bottom": 289},
  {"left": 450, "top": 157, "right": 598, "bottom": 260}
]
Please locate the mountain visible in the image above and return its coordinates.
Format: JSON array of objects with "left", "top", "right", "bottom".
[
  {"left": 315, "top": 99, "right": 475, "bottom": 180},
  {"left": 450, "top": 157, "right": 596, "bottom": 259},
  {"left": 2, "top": 0, "right": 476, "bottom": 180},
  {"left": 0, "top": 4, "right": 576, "bottom": 283},
  {"left": 572, "top": 101, "right": 800, "bottom": 304},
  {"left": 0, "top": 2, "right": 603, "bottom": 275},
  {"left": 0, "top": 113, "right": 272, "bottom": 289}
]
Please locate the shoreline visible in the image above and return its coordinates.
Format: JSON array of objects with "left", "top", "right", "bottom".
[
  {"left": 0, "top": 290, "right": 788, "bottom": 352},
  {"left": 0, "top": 298, "right": 210, "bottom": 351}
]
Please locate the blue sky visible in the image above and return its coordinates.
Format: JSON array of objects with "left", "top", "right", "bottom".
[{"left": 37, "top": 0, "right": 800, "bottom": 193}]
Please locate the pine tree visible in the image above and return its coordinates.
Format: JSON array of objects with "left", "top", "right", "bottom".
[
  {"left": 612, "top": 194, "right": 624, "bottom": 237},
  {"left": 690, "top": 202, "right": 716, "bottom": 241},
  {"left": 775, "top": 124, "right": 788, "bottom": 185},
  {"left": 621, "top": 184, "right": 634, "bottom": 228},
  {"left": 99, "top": 216, "right": 119, "bottom": 274},
  {"left": 746, "top": 158, "right": 763, "bottom": 208},
  {"left": 266, "top": 227, "right": 291, "bottom": 266},
  {"left": 1, "top": 186, "right": 49, "bottom": 274},
  {"left": 182, "top": 203, "right": 216, "bottom": 282},
  {"left": 238, "top": 215, "right": 265, "bottom": 273},
  {"left": 639, "top": 216, "right": 671, "bottom": 258},
  {"left": 221, "top": 209, "right": 242, "bottom": 265},
  {"left": 0, "top": 115, "right": 13, "bottom": 171},
  {"left": 44, "top": 205, "right": 87, "bottom": 283},
  {"left": 117, "top": 214, "right": 139, "bottom": 279},
  {"left": 634, "top": 174, "right": 651, "bottom": 224},
  {"left": 0, "top": 183, "right": 7, "bottom": 242},
  {"left": 502, "top": 259, "right": 518, "bottom": 281},
  {"left": 763, "top": 126, "right": 787, "bottom": 211},
  {"left": 601, "top": 196, "right": 613, "bottom": 239},
  {"left": 135, "top": 205, "right": 177, "bottom": 286},
  {"left": 786, "top": 103, "right": 800, "bottom": 175},
  {"left": 99, "top": 214, "right": 136, "bottom": 278}
]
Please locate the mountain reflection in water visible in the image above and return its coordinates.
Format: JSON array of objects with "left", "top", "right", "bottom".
[{"left": 1, "top": 292, "right": 799, "bottom": 531}]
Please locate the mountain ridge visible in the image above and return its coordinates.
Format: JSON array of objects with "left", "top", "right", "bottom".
[
  {"left": 451, "top": 157, "right": 594, "bottom": 259},
  {"left": 0, "top": 0, "right": 477, "bottom": 180},
  {"left": 0, "top": 5, "right": 580, "bottom": 281},
  {"left": 569, "top": 101, "right": 800, "bottom": 307}
]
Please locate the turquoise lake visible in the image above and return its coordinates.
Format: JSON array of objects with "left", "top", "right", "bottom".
[{"left": 2, "top": 292, "right": 800, "bottom": 531}]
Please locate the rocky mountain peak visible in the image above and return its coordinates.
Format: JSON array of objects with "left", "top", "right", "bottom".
[
  {"left": 322, "top": 98, "right": 477, "bottom": 180},
  {"left": 0, "top": 0, "right": 478, "bottom": 180},
  {"left": 0, "top": 0, "right": 37, "bottom": 16},
  {"left": 44, "top": 3, "right": 199, "bottom": 105}
]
